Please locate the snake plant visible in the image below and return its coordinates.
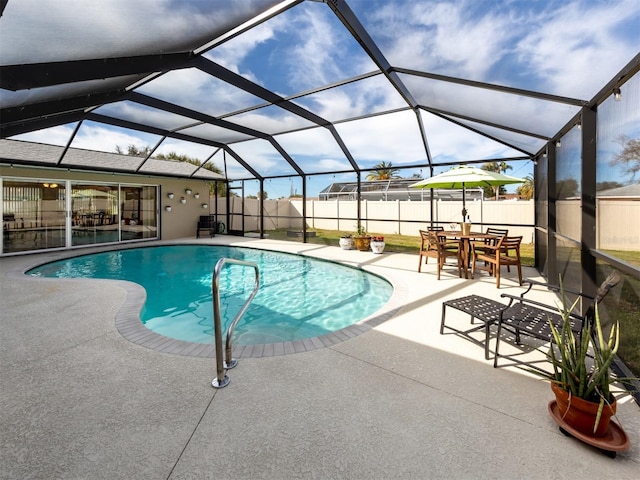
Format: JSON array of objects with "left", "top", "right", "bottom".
[{"left": 545, "top": 279, "right": 620, "bottom": 430}]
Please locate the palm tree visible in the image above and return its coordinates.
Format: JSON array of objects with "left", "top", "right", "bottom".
[
  {"left": 516, "top": 174, "right": 534, "bottom": 200},
  {"left": 366, "top": 161, "right": 400, "bottom": 180},
  {"left": 482, "top": 161, "right": 513, "bottom": 200}
]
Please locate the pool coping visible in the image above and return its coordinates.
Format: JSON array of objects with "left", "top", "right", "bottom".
[{"left": 13, "top": 240, "right": 407, "bottom": 358}]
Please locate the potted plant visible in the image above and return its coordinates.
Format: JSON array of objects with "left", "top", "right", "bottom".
[
  {"left": 370, "top": 236, "right": 385, "bottom": 254},
  {"left": 353, "top": 225, "right": 372, "bottom": 252},
  {"left": 339, "top": 234, "right": 353, "bottom": 250},
  {"left": 540, "top": 275, "right": 630, "bottom": 443}
]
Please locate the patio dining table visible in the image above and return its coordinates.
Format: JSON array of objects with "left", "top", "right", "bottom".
[{"left": 440, "top": 230, "right": 498, "bottom": 279}]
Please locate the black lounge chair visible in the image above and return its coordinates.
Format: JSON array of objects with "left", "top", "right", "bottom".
[
  {"left": 440, "top": 272, "right": 620, "bottom": 365},
  {"left": 441, "top": 294, "right": 509, "bottom": 360},
  {"left": 493, "top": 271, "right": 621, "bottom": 368}
]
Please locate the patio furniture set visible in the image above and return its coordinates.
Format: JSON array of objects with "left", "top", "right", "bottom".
[
  {"left": 418, "top": 226, "right": 522, "bottom": 287},
  {"left": 428, "top": 225, "right": 619, "bottom": 370}
]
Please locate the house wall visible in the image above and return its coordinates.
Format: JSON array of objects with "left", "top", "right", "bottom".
[{"left": 1, "top": 166, "right": 213, "bottom": 241}]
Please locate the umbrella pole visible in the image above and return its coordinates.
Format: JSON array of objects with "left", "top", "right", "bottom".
[{"left": 461, "top": 184, "right": 467, "bottom": 222}]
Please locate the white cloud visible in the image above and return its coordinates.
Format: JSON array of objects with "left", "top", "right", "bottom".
[
  {"left": 276, "top": 127, "right": 348, "bottom": 158},
  {"left": 1, "top": 0, "right": 278, "bottom": 63},
  {"left": 335, "top": 110, "right": 426, "bottom": 165},
  {"left": 316, "top": 158, "right": 351, "bottom": 170},
  {"left": 365, "top": 0, "right": 518, "bottom": 80},
  {"left": 206, "top": 15, "right": 284, "bottom": 78},
  {"left": 226, "top": 107, "right": 316, "bottom": 135},
  {"left": 300, "top": 74, "right": 408, "bottom": 121},
  {"left": 401, "top": 73, "right": 578, "bottom": 137},
  {"left": 411, "top": 2, "right": 515, "bottom": 79},
  {"left": 137, "top": 68, "right": 264, "bottom": 117},
  {"left": 14, "top": 125, "right": 76, "bottom": 146},
  {"left": 422, "top": 112, "right": 521, "bottom": 163},
  {"left": 361, "top": 0, "right": 639, "bottom": 100},
  {"left": 15, "top": 123, "right": 156, "bottom": 154},
  {"left": 154, "top": 139, "right": 216, "bottom": 161},
  {"left": 229, "top": 138, "right": 288, "bottom": 176},
  {"left": 285, "top": 8, "right": 346, "bottom": 88},
  {"left": 515, "top": 0, "right": 640, "bottom": 97}
]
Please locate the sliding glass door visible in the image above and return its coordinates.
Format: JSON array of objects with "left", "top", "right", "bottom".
[
  {"left": 120, "top": 185, "right": 157, "bottom": 240},
  {"left": 2, "top": 180, "right": 66, "bottom": 253},
  {"left": 2, "top": 178, "right": 158, "bottom": 254},
  {"left": 71, "top": 184, "right": 119, "bottom": 246}
]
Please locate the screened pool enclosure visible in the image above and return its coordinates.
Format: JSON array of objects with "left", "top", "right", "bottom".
[{"left": 1, "top": 0, "right": 639, "bottom": 372}]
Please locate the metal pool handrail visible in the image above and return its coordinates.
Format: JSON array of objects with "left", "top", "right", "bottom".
[{"left": 211, "top": 257, "right": 260, "bottom": 388}]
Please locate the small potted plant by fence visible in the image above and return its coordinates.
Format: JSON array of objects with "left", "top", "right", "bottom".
[
  {"left": 339, "top": 234, "right": 353, "bottom": 250},
  {"left": 370, "top": 236, "right": 385, "bottom": 254},
  {"left": 353, "top": 225, "right": 372, "bottom": 252}
]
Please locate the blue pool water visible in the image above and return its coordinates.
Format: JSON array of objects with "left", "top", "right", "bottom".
[{"left": 28, "top": 245, "right": 393, "bottom": 344}]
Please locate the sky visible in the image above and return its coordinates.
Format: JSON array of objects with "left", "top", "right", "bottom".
[{"left": 4, "top": 0, "right": 639, "bottom": 199}]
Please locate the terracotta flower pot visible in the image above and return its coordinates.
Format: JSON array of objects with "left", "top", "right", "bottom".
[
  {"left": 551, "top": 383, "right": 616, "bottom": 437},
  {"left": 353, "top": 236, "right": 371, "bottom": 251}
]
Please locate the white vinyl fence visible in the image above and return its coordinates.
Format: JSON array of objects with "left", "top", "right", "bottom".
[
  {"left": 301, "top": 199, "right": 535, "bottom": 241},
  {"left": 217, "top": 197, "right": 536, "bottom": 242},
  {"left": 215, "top": 197, "right": 639, "bottom": 250}
]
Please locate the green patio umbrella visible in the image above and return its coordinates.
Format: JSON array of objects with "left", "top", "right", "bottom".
[{"left": 409, "top": 166, "right": 525, "bottom": 222}]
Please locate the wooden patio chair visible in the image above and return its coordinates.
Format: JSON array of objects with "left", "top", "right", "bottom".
[
  {"left": 470, "top": 235, "right": 523, "bottom": 288},
  {"left": 470, "top": 227, "right": 508, "bottom": 267},
  {"left": 418, "top": 230, "right": 462, "bottom": 279}
]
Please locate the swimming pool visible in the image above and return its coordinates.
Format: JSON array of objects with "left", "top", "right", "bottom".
[{"left": 28, "top": 245, "right": 393, "bottom": 345}]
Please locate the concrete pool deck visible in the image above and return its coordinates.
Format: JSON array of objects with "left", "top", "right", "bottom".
[{"left": 1, "top": 236, "right": 639, "bottom": 479}]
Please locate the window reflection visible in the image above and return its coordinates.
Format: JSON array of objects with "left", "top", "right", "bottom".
[
  {"left": 3, "top": 180, "right": 66, "bottom": 253},
  {"left": 121, "top": 186, "right": 157, "bottom": 240},
  {"left": 556, "top": 237, "right": 582, "bottom": 288},
  {"left": 596, "top": 72, "right": 640, "bottom": 266},
  {"left": 71, "top": 184, "right": 119, "bottom": 246},
  {"left": 596, "top": 262, "right": 640, "bottom": 379},
  {"left": 555, "top": 126, "right": 582, "bottom": 242}
]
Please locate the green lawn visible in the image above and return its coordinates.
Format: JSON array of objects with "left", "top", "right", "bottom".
[
  {"left": 266, "top": 228, "right": 535, "bottom": 266},
  {"left": 600, "top": 267, "right": 640, "bottom": 380},
  {"left": 602, "top": 249, "right": 640, "bottom": 268}
]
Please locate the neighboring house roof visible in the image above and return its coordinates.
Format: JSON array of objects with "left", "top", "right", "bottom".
[
  {"left": 597, "top": 183, "right": 640, "bottom": 198},
  {"left": 318, "top": 178, "right": 484, "bottom": 201}
]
